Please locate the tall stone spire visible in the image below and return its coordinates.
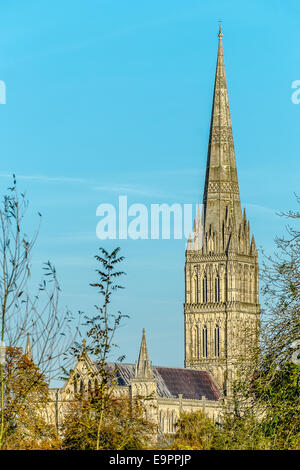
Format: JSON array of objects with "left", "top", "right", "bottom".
[
  {"left": 203, "top": 26, "right": 242, "bottom": 251},
  {"left": 25, "top": 333, "right": 33, "bottom": 362},
  {"left": 184, "top": 28, "right": 260, "bottom": 395},
  {"left": 135, "top": 328, "right": 153, "bottom": 379}
]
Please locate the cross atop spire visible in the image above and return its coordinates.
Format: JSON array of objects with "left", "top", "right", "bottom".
[
  {"left": 218, "top": 22, "right": 223, "bottom": 39},
  {"left": 135, "top": 328, "right": 153, "bottom": 379}
]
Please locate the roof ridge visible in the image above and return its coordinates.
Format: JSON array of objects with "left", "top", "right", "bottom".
[{"left": 101, "top": 361, "right": 212, "bottom": 374}]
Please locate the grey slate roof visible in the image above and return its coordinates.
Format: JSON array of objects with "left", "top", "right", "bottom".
[{"left": 99, "top": 363, "right": 221, "bottom": 401}]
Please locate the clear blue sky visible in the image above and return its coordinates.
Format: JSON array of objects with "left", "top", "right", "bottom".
[{"left": 0, "top": 1, "right": 299, "bottom": 372}]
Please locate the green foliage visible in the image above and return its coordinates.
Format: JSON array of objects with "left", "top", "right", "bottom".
[
  {"left": 169, "top": 411, "right": 216, "bottom": 450},
  {"left": 168, "top": 201, "right": 300, "bottom": 451},
  {"left": 64, "top": 248, "right": 136, "bottom": 450},
  {"left": 212, "top": 413, "right": 272, "bottom": 450},
  {"left": 254, "top": 362, "right": 300, "bottom": 449},
  {"left": 61, "top": 392, "right": 155, "bottom": 450}
]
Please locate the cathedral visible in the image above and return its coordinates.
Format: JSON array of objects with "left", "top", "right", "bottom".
[{"left": 46, "top": 28, "right": 260, "bottom": 435}]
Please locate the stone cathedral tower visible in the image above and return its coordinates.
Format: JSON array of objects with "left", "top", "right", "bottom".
[{"left": 184, "top": 28, "right": 260, "bottom": 395}]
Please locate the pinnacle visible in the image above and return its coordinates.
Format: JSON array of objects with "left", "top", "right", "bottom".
[
  {"left": 25, "top": 333, "right": 33, "bottom": 362},
  {"left": 136, "top": 329, "right": 153, "bottom": 379}
]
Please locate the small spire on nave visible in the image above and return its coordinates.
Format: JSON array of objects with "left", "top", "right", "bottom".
[
  {"left": 25, "top": 332, "right": 33, "bottom": 362},
  {"left": 136, "top": 328, "right": 153, "bottom": 379}
]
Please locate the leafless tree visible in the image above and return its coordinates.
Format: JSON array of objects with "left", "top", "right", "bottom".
[{"left": 0, "top": 177, "right": 79, "bottom": 448}]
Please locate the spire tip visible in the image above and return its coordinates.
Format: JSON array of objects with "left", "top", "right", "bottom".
[{"left": 218, "top": 22, "right": 223, "bottom": 39}]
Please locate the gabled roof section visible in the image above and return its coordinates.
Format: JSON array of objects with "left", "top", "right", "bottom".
[
  {"left": 103, "top": 363, "right": 221, "bottom": 401},
  {"left": 155, "top": 366, "right": 221, "bottom": 401}
]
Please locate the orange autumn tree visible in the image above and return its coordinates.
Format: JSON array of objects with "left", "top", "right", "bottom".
[
  {"left": 1, "top": 346, "right": 60, "bottom": 449},
  {"left": 0, "top": 178, "right": 79, "bottom": 449},
  {"left": 61, "top": 389, "right": 155, "bottom": 450}
]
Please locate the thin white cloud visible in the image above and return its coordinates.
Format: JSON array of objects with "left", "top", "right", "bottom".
[
  {"left": 0, "top": 167, "right": 200, "bottom": 183},
  {"left": 91, "top": 184, "right": 166, "bottom": 198},
  {"left": 0, "top": 168, "right": 203, "bottom": 200},
  {"left": 0, "top": 173, "right": 88, "bottom": 184}
]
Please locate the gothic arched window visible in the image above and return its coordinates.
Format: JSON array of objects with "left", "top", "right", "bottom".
[
  {"left": 160, "top": 411, "right": 165, "bottom": 432},
  {"left": 74, "top": 373, "right": 80, "bottom": 394},
  {"left": 197, "top": 325, "right": 200, "bottom": 359},
  {"left": 202, "top": 275, "right": 207, "bottom": 303},
  {"left": 214, "top": 325, "right": 220, "bottom": 357},
  {"left": 193, "top": 325, "right": 200, "bottom": 359},
  {"left": 170, "top": 411, "right": 176, "bottom": 433},
  {"left": 159, "top": 411, "right": 163, "bottom": 431},
  {"left": 215, "top": 275, "right": 220, "bottom": 302},
  {"left": 193, "top": 275, "right": 198, "bottom": 303},
  {"left": 202, "top": 325, "right": 208, "bottom": 357}
]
